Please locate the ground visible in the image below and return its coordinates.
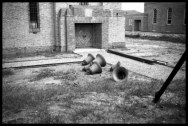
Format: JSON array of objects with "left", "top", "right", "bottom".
[
  {"left": 2, "top": 32, "right": 186, "bottom": 124},
  {"left": 122, "top": 31, "right": 186, "bottom": 69},
  {"left": 2, "top": 63, "right": 185, "bottom": 124}
]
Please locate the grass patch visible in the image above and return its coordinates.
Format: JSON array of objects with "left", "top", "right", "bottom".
[
  {"left": 166, "top": 79, "right": 185, "bottom": 93},
  {"left": 30, "top": 68, "right": 55, "bottom": 81},
  {"left": 116, "top": 102, "right": 148, "bottom": 119},
  {"left": 148, "top": 112, "right": 185, "bottom": 124},
  {"left": 36, "top": 104, "right": 66, "bottom": 124},
  {"left": 140, "top": 35, "right": 185, "bottom": 43},
  {"left": 125, "top": 32, "right": 185, "bottom": 43},
  {"left": 2, "top": 83, "right": 69, "bottom": 118},
  {"left": 72, "top": 108, "right": 95, "bottom": 123},
  {"left": 128, "top": 80, "right": 161, "bottom": 97},
  {"left": 2, "top": 64, "right": 185, "bottom": 124},
  {"left": 2, "top": 68, "right": 14, "bottom": 77},
  {"left": 77, "top": 79, "right": 116, "bottom": 94},
  {"left": 54, "top": 69, "right": 77, "bottom": 81}
]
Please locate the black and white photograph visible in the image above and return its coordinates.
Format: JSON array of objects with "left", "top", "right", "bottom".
[{"left": 2, "top": 2, "right": 186, "bottom": 124}]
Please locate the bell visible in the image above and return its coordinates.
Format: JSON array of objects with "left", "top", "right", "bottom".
[
  {"left": 82, "top": 53, "right": 95, "bottom": 66},
  {"left": 94, "top": 54, "right": 106, "bottom": 67},
  {"left": 110, "top": 61, "right": 121, "bottom": 72},
  {"left": 82, "top": 62, "right": 93, "bottom": 71},
  {"left": 86, "top": 61, "right": 102, "bottom": 74},
  {"left": 112, "top": 66, "right": 128, "bottom": 82}
]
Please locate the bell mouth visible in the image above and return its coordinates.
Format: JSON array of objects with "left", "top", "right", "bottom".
[
  {"left": 88, "top": 53, "right": 95, "bottom": 60},
  {"left": 81, "top": 60, "right": 87, "bottom": 66},
  {"left": 112, "top": 66, "right": 128, "bottom": 82}
]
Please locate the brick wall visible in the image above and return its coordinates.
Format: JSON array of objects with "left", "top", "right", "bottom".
[
  {"left": 125, "top": 15, "right": 133, "bottom": 31},
  {"left": 145, "top": 2, "right": 185, "bottom": 34},
  {"left": 3, "top": 2, "right": 125, "bottom": 56},
  {"left": 59, "top": 5, "right": 125, "bottom": 51},
  {"left": 125, "top": 14, "right": 148, "bottom": 32},
  {"left": 3, "top": 2, "right": 55, "bottom": 56},
  {"left": 108, "top": 17, "right": 125, "bottom": 48}
]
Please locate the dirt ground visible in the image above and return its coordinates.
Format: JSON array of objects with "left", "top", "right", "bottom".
[
  {"left": 2, "top": 62, "right": 186, "bottom": 124},
  {"left": 112, "top": 37, "right": 186, "bottom": 70}
]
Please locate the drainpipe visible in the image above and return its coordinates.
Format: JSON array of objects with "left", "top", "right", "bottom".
[
  {"left": 65, "top": 5, "right": 73, "bottom": 52},
  {"left": 65, "top": 9, "right": 68, "bottom": 52},
  {"left": 53, "top": 3, "right": 62, "bottom": 52},
  {"left": 52, "top": 2, "right": 57, "bottom": 52}
]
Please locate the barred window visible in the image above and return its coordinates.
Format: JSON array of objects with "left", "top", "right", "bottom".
[
  {"left": 167, "top": 8, "right": 172, "bottom": 24},
  {"left": 29, "top": 2, "right": 40, "bottom": 33},
  {"left": 153, "top": 9, "right": 157, "bottom": 24},
  {"left": 80, "top": 2, "right": 89, "bottom": 5}
]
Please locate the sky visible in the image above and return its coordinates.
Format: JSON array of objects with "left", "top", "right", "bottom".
[{"left": 121, "top": 2, "right": 144, "bottom": 13}]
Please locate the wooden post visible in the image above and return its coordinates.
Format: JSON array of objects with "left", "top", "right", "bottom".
[{"left": 153, "top": 51, "right": 186, "bottom": 103}]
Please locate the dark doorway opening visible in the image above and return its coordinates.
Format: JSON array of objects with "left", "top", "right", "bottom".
[
  {"left": 134, "top": 20, "right": 141, "bottom": 31},
  {"left": 75, "top": 23, "right": 102, "bottom": 48}
]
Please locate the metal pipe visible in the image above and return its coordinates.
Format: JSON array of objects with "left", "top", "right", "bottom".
[
  {"left": 4, "top": 61, "right": 83, "bottom": 69},
  {"left": 107, "top": 49, "right": 154, "bottom": 64},
  {"left": 52, "top": 2, "right": 57, "bottom": 51},
  {"left": 57, "top": 9, "right": 62, "bottom": 52},
  {"left": 65, "top": 9, "right": 68, "bottom": 52},
  {"left": 153, "top": 50, "right": 186, "bottom": 103},
  {"left": 65, "top": 5, "right": 73, "bottom": 52}
]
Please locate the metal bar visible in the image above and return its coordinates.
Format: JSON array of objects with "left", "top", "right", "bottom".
[
  {"left": 153, "top": 50, "right": 186, "bottom": 103},
  {"left": 3, "top": 61, "right": 83, "bottom": 69},
  {"left": 107, "top": 49, "right": 154, "bottom": 64}
]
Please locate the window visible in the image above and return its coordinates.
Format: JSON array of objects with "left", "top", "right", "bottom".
[
  {"left": 129, "top": 19, "right": 132, "bottom": 25},
  {"left": 29, "top": 2, "right": 40, "bottom": 33},
  {"left": 80, "top": 2, "right": 88, "bottom": 5},
  {"left": 167, "top": 8, "right": 172, "bottom": 25},
  {"left": 153, "top": 9, "right": 157, "bottom": 24}
]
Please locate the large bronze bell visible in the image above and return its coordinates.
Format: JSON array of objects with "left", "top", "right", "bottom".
[
  {"left": 93, "top": 54, "right": 106, "bottom": 67},
  {"left": 86, "top": 61, "right": 102, "bottom": 74},
  {"left": 82, "top": 53, "right": 95, "bottom": 66}
]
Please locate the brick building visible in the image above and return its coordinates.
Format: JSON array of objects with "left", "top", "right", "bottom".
[
  {"left": 125, "top": 2, "right": 186, "bottom": 34},
  {"left": 3, "top": 2, "right": 125, "bottom": 57}
]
